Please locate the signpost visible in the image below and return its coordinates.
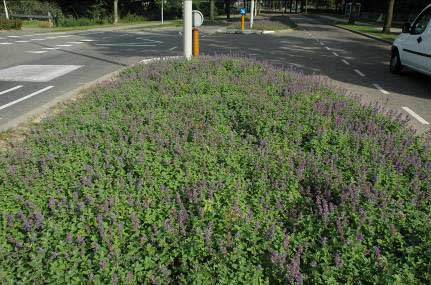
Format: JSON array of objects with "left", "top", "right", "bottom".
[
  {"left": 250, "top": 0, "right": 255, "bottom": 28},
  {"left": 183, "top": 0, "right": 192, "bottom": 59},
  {"left": 192, "top": 10, "right": 203, "bottom": 57},
  {"left": 240, "top": 7, "right": 246, "bottom": 31}
]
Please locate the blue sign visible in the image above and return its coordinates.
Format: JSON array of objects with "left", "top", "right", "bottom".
[{"left": 240, "top": 7, "right": 246, "bottom": 15}]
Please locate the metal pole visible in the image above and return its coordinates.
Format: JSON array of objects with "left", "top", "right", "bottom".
[
  {"left": 3, "top": 0, "right": 9, "bottom": 20},
  {"left": 183, "top": 0, "right": 192, "bottom": 59},
  {"left": 250, "top": 0, "right": 255, "bottom": 28},
  {"left": 161, "top": 0, "right": 164, "bottom": 24}
]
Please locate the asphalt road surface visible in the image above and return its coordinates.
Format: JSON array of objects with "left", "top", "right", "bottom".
[{"left": 0, "top": 15, "right": 430, "bottom": 133}]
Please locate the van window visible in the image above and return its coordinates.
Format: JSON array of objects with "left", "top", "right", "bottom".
[{"left": 411, "top": 8, "right": 431, "bottom": 35}]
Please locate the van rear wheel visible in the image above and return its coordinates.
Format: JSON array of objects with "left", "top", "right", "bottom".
[{"left": 390, "top": 49, "right": 403, "bottom": 74}]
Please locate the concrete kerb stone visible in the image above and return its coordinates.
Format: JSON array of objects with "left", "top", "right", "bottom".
[{"left": 212, "top": 29, "right": 291, "bottom": 35}]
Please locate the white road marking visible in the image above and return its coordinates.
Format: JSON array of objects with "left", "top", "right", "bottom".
[
  {"left": 354, "top": 69, "right": 366, "bottom": 77},
  {"left": 373, "top": 84, "right": 390, "bottom": 94},
  {"left": 342, "top": 59, "right": 350, "bottom": 65},
  {"left": 7, "top": 36, "right": 20, "bottom": 38},
  {"left": 0, "top": 42, "right": 13, "bottom": 45},
  {"left": 320, "top": 42, "right": 325, "bottom": 46},
  {"left": 57, "top": 35, "right": 72, "bottom": 38},
  {"left": 42, "top": 47, "right": 59, "bottom": 50},
  {"left": 0, "top": 85, "right": 23, "bottom": 95},
  {"left": 56, "top": 44, "right": 72, "bottom": 47},
  {"left": 332, "top": 52, "right": 339, "bottom": 57},
  {"left": 325, "top": 46, "right": 331, "bottom": 50},
  {"left": 402, "top": 107, "right": 430, "bottom": 125},
  {"left": 68, "top": 41, "right": 84, "bottom": 44},
  {"left": 80, "top": 39, "right": 95, "bottom": 42},
  {"left": 0, "top": 86, "right": 54, "bottom": 111},
  {"left": 15, "top": 40, "right": 30, "bottom": 43},
  {"left": 96, "top": 43, "right": 156, "bottom": 47},
  {"left": 31, "top": 38, "right": 46, "bottom": 41},
  {"left": 119, "top": 34, "right": 129, "bottom": 37},
  {"left": 0, "top": 65, "right": 83, "bottom": 82},
  {"left": 169, "top": 46, "right": 177, "bottom": 51},
  {"left": 27, "top": 51, "right": 48, "bottom": 54}
]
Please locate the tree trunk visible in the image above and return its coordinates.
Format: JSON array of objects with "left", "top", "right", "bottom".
[
  {"left": 114, "top": 0, "right": 119, "bottom": 25},
  {"left": 225, "top": 0, "right": 230, "bottom": 19},
  {"left": 383, "top": 0, "right": 395, "bottom": 33},
  {"left": 295, "top": 0, "right": 298, "bottom": 13},
  {"left": 348, "top": 0, "right": 357, "bottom": 24},
  {"left": 290, "top": 0, "right": 293, "bottom": 13},
  {"left": 210, "top": 0, "right": 215, "bottom": 20}
]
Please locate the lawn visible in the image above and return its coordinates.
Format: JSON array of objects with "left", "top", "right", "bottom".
[
  {"left": 336, "top": 23, "right": 400, "bottom": 43},
  {"left": 0, "top": 57, "right": 430, "bottom": 284}
]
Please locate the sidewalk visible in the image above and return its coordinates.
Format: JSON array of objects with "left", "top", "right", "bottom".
[{"left": 315, "top": 14, "right": 402, "bottom": 33}]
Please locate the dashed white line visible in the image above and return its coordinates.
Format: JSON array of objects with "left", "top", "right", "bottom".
[
  {"left": 0, "top": 42, "right": 13, "bottom": 45},
  {"left": 320, "top": 42, "right": 325, "bottom": 46},
  {"left": 169, "top": 46, "right": 177, "bottom": 51},
  {"left": 0, "top": 86, "right": 54, "bottom": 111},
  {"left": 80, "top": 39, "right": 95, "bottom": 42},
  {"left": 68, "top": 41, "right": 84, "bottom": 44},
  {"left": 402, "top": 107, "right": 430, "bottom": 125},
  {"left": 0, "top": 85, "right": 23, "bottom": 95},
  {"left": 56, "top": 45, "right": 72, "bottom": 47},
  {"left": 342, "top": 59, "right": 350, "bottom": 65},
  {"left": 31, "top": 38, "right": 47, "bottom": 41},
  {"left": 42, "top": 47, "right": 59, "bottom": 50},
  {"left": 27, "top": 51, "right": 48, "bottom": 54},
  {"left": 15, "top": 40, "right": 30, "bottom": 43},
  {"left": 373, "top": 84, "right": 390, "bottom": 95},
  {"left": 325, "top": 46, "right": 331, "bottom": 50},
  {"left": 332, "top": 52, "right": 339, "bottom": 57},
  {"left": 7, "top": 36, "right": 20, "bottom": 38},
  {"left": 354, "top": 69, "right": 366, "bottom": 77}
]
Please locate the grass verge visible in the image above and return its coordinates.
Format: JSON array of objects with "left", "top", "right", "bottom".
[
  {"left": 0, "top": 57, "right": 430, "bottom": 284},
  {"left": 205, "top": 14, "right": 297, "bottom": 31},
  {"left": 336, "top": 23, "right": 400, "bottom": 43}
]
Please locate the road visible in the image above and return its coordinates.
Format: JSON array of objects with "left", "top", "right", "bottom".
[
  {"left": 0, "top": 15, "right": 430, "bottom": 133},
  {"left": 0, "top": 29, "right": 181, "bottom": 129}
]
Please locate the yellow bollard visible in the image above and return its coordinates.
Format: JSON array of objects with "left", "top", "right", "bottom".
[
  {"left": 241, "top": 15, "right": 245, "bottom": 31},
  {"left": 192, "top": 28, "right": 199, "bottom": 57}
]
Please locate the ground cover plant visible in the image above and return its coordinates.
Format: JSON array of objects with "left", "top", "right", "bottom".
[{"left": 0, "top": 57, "right": 430, "bottom": 284}]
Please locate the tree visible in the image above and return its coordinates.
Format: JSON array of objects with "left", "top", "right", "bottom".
[
  {"left": 210, "top": 0, "right": 215, "bottom": 20},
  {"left": 383, "top": 0, "right": 395, "bottom": 33},
  {"left": 113, "top": 0, "right": 119, "bottom": 24},
  {"left": 348, "top": 0, "right": 357, "bottom": 24},
  {"left": 225, "top": 0, "right": 230, "bottom": 19}
]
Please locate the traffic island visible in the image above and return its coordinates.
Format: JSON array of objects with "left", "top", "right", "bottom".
[{"left": 1, "top": 56, "right": 430, "bottom": 284}]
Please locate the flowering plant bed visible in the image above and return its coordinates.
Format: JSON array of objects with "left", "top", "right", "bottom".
[{"left": 0, "top": 57, "right": 430, "bottom": 284}]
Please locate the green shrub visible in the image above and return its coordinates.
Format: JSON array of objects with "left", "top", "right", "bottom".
[
  {"left": 59, "top": 17, "right": 107, "bottom": 27},
  {"left": 120, "top": 13, "right": 149, "bottom": 23},
  {"left": 0, "top": 57, "right": 430, "bottom": 284},
  {"left": 0, "top": 18, "right": 23, "bottom": 30}
]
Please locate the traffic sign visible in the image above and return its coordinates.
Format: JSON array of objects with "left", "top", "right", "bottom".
[
  {"left": 192, "top": 10, "right": 204, "bottom": 27},
  {"left": 240, "top": 7, "right": 246, "bottom": 15}
]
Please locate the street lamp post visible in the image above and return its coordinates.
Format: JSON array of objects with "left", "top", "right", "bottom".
[
  {"left": 183, "top": 0, "right": 192, "bottom": 59},
  {"left": 161, "top": 0, "right": 164, "bottom": 24},
  {"left": 3, "top": 0, "right": 9, "bottom": 20}
]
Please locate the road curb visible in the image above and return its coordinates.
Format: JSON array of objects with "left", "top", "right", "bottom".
[
  {"left": 333, "top": 24, "right": 393, "bottom": 45},
  {"left": 213, "top": 29, "right": 291, "bottom": 35}
]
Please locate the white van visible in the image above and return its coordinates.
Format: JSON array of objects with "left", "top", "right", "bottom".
[{"left": 390, "top": 4, "right": 431, "bottom": 76}]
